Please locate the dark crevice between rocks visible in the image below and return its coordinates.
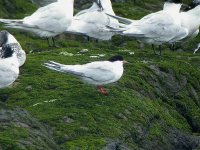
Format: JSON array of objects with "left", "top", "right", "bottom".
[
  {"left": 175, "top": 102, "right": 200, "bottom": 133},
  {"left": 0, "top": 94, "right": 9, "bottom": 102}
]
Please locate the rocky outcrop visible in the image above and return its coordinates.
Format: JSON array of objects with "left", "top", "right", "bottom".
[
  {"left": 135, "top": 64, "right": 200, "bottom": 133},
  {"left": 0, "top": 102, "right": 59, "bottom": 150}
]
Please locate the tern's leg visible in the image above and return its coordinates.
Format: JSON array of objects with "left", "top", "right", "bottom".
[
  {"left": 52, "top": 37, "right": 56, "bottom": 47},
  {"left": 172, "top": 44, "right": 175, "bottom": 51},
  {"left": 159, "top": 45, "right": 162, "bottom": 55},
  {"left": 52, "top": 37, "right": 60, "bottom": 48},
  {"left": 170, "top": 43, "right": 175, "bottom": 51},
  {"left": 47, "top": 38, "right": 52, "bottom": 47},
  {"left": 152, "top": 44, "right": 156, "bottom": 55},
  {"left": 97, "top": 86, "right": 108, "bottom": 95},
  {"left": 169, "top": 43, "right": 173, "bottom": 51},
  {"left": 87, "top": 36, "right": 90, "bottom": 42}
]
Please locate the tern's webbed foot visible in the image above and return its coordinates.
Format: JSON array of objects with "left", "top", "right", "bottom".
[{"left": 97, "top": 86, "right": 108, "bottom": 95}]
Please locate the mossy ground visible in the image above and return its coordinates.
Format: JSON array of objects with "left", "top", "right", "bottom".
[{"left": 0, "top": 0, "right": 200, "bottom": 149}]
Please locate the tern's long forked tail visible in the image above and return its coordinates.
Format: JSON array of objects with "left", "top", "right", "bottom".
[
  {"left": 0, "top": 19, "right": 23, "bottom": 25},
  {"left": 105, "top": 25, "right": 126, "bottom": 35},
  {"left": 0, "top": 19, "right": 29, "bottom": 31},
  {"left": 0, "top": 19, "right": 39, "bottom": 31},
  {"left": 43, "top": 61, "right": 83, "bottom": 77},
  {"left": 43, "top": 61, "right": 66, "bottom": 73},
  {"left": 106, "top": 13, "right": 133, "bottom": 25}
]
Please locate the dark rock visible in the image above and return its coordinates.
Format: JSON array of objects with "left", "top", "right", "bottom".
[
  {"left": 0, "top": 103, "right": 59, "bottom": 150},
  {"left": 103, "top": 139, "right": 130, "bottom": 150},
  {"left": 176, "top": 49, "right": 184, "bottom": 53},
  {"left": 124, "top": 116, "right": 200, "bottom": 150},
  {"left": 0, "top": 94, "right": 9, "bottom": 102},
  {"left": 115, "top": 113, "right": 128, "bottom": 120},
  {"left": 133, "top": 64, "right": 200, "bottom": 134},
  {"left": 26, "top": 85, "right": 33, "bottom": 91},
  {"left": 168, "top": 129, "right": 200, "bottom": 150},
  {"left": 62, "top": 116, "right": 74, "bottom": 124}
]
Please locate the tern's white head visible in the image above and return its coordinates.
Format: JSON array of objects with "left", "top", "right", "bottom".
[{"left": 188, "top": 5, "right": 200, "bottom": 16}]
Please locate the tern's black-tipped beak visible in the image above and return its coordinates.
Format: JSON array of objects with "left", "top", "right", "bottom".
[{"left": 123, "top": 60, "right": 128, "bottom": 64}]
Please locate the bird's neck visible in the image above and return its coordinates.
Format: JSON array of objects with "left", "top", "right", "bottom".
[
  {"left": 113, "top": 61, "right": 123, "bottom": 68},
  {"left": 186, "top": 6, "right": 200, "bottom": 20},
  {"left": 112, "top": 61, "right": 123, "bottom": 77},
  {"left": 60, "top": 0, "right": 74, "bottom": 18},
  {"left": 181, "top": 12, "right": 200, "bottom": 32},
  {"left": 100, "top": 0, "right": 115, "bottom": 15},
  {"left": 59, "top": 0, "right": 74, "bottom": 10}
]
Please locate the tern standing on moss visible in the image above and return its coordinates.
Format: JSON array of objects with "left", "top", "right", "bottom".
[
  {"left": 106, "top": 3, "right": 188, "bottom": 55},
  {"left": 43, "top": 55, "right": 127, "bottom": 94}
]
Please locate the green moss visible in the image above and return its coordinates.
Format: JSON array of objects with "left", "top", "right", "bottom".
[
  {"left": 0, "top": 0, "right": 37, "bottom": 18},
  {"left": 65, "top": 136, "right": 106, "bottom": 150},
  {"left": 0, "top": 127, "right": 29, "bottom": 150},
  {"left": 0, "top": 138, "right": 21, "bottom": 150}
]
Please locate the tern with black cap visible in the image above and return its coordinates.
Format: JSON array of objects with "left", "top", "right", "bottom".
[{"left": 43, "top": 55, "right": 127, "bottom": 94}]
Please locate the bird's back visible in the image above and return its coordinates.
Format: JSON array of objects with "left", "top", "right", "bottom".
[{"left": 0, "top": 56, "right": 19, "bottom": 88}]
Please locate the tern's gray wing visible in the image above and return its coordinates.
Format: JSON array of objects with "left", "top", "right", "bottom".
[
  {"left": 64, "top": 68, "right": 115, "bottom": 83},
  {"left": 76, "top": 62, "right": 116, "bottom": 83},
  {"left": 44, "top": 61, "right": 116, "bottom": 83}
]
